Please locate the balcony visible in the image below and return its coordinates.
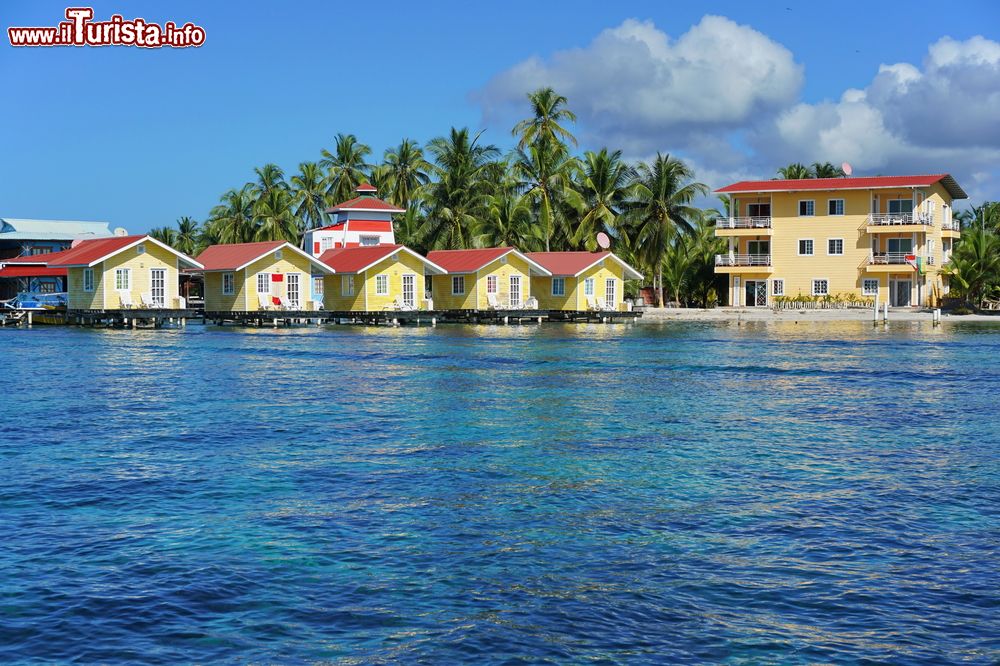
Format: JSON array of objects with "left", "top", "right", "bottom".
[
  {"left": 715, "top": 216, "right": 772, "bottom": 236},
  {"left": 866, "top": 253, "right": 934, "bottom": 272},
  {"left": 942, "top": 220, "right": 961, "bottom": 237},
  {"left": 866, "top": 213, "right": 933, "bottom": 233},
  {"left": 715, "top": 254, "right": 773, "bottom": 273}
]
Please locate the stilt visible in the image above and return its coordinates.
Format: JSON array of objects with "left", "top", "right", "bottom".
[
  {"left": 26, "top": 311, "right": 33, "bottom": 327},
  {"left": 431, "top": 317, "right": 437, "bottom": 327}
]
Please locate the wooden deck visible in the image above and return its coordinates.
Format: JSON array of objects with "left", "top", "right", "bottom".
[
  {"left": 202, "top": 309, "right": 642, "bottom": 327},
  {"left": 68, "top": 308, "right": 198, "bottom": 328}
]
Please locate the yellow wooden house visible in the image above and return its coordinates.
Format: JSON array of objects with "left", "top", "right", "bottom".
[
  {"left": 426, "top": 248, "right": 551, "bottom": 310},
  {"left": 194, "top": 241, "right": 333, "bottom": 312},
  {"left": 44, "top": 234, "right": 203, "bottom": 310},
  {"left": 526, "top": 252, "right": 644, "bottom": 311},
  {"left": 318, "top": 244, "right": 446, "bottom": 311}
]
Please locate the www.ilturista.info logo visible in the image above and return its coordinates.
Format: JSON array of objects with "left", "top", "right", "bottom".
[{"left": 8, "top": 7, "right": 205, "bottom": 48}]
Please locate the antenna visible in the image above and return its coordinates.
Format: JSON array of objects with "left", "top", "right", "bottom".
[
  {"left": 841, "top": 162, "right": 853, "bottom": 177},
  {"left": 596, "top": 232, "right": 611, "bottom": 250}
]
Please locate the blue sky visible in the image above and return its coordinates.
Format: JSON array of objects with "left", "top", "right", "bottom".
[{"left": 1, "top": 0, "right": 998, "bottom": 232}]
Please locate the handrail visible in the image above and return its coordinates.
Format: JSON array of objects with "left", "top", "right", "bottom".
[
  {"left": 867, "top": 213, "right": 932, "bottom": 226},
  {"left": 716, "top": 216, "right": 772, "bottom": 229},
  {"left": 716, "top": 254, "right": 772, "bottom": 267}
]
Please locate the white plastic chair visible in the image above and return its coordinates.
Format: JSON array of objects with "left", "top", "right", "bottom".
[
  {"left": 487, "top": 293, "right": 502, "bottom": 309},
  {"left": 258, "top": 293, "right": 273, "bottom": 310},
  {"left": 118, "top": 291, "right": 134, "bottom": 309},
  {"left": 525, "top": 296, "right": 539, "bottom": 310},
  {"left": 139, "top": 292, "right": 159, "bottom": 309}
]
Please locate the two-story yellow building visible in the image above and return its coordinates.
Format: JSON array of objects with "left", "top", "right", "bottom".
[{"left": 714, "top": 174, "right": 966, "bottom": 307}]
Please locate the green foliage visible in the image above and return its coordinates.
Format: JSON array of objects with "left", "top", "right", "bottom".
[{"left": 942, "top": 227, "right": 1000, "bottom": 308}]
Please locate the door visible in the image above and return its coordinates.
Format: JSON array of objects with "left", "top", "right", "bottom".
[
  {"left": 402, "top": 274, "right": 416, "bottom": 308},
  {"left": 509, "top": 275, "right": 521, "bottom": 308},
  {"left": 747, "top": 240, "right": 770, "bottom": 265},
  {"left": 891, "top": 280, "right": 912, "bottom": 307},
  {"left": 605, "top": 278, "right": 616, "bottom": 309},
  {"left": 744, "top": 280, "right": 767, "bottom": 307},
  {"left": 150, "top": 268, "right": 166, "bottom": 306},
  {"left": 287, "top": 273, "right": 300, "bottom": 308}
]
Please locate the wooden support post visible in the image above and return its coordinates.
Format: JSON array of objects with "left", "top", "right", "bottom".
[
  {"left": 431, "top": 317, "right": 437, "bottom": 327},
  {"left": 27, "top": 311, "right": 33, "bottom": 327}
]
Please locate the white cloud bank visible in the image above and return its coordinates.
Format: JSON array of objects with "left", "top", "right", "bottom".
[{"left": 476, "top": 18, "right": 1000, "bottom": 202}]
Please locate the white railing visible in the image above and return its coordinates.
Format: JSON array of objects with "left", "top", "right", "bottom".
[
  {"left": 716, "top": 254, "right": 772, "bottom": 267},
  {"left": 716, "top": 216, "right": 772, "bottom": 229},
  {"left": 867, "top": 213, "right": 932, "bottom": 226},
  {"left": 942, "top": 220, "right": 961, "bottom": 231},
  {"left": 869, "top": 253, "right": 934, "bottom": 265}
]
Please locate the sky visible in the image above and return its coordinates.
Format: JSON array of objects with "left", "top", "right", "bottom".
[{"left": 1, "top": 0, "right": 998, "bottom": 233}]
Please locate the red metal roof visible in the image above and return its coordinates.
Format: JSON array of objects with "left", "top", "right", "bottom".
[
  {"left": 526, "top": 252, "right": 612, "bottom": 276},
  {"left": 195, "top": 241, "right": 286, "bottom": 271},
  {"left": 34, "top": 235, "right": 145, "bottom": 267},
  {"left": 0, "top": 266, "right": 67, "bottom": 278},
  {"left": 327, "top": 195, "right": 405, "bottom": 214},
  {"left": 2, "top": 248, "right": 76, "bottom": 265},
  {"left": 426, "top": 248, "right": 513, "bottom": 273},
  {"left": 318, "top": 245, "right": 404, "bottom": 273},
  {"left": 317, "top": 219, "right": 393, "bottom": 232},
  {"left": 355, "top": 183, "right": 377, "bottom": 192},
  {"left": 716, "top": 174, "right": 967, "bottom": 199}
]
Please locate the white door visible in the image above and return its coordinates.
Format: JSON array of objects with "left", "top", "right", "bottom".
[
  {"left": 744, "top": 280, "right": 767, "bottom": 307},
  {"left": 509, "top": 275, "right": 521, "bottom": 308},
  {"left": 402, "top": 274, "right": 416, "bottom": 308},
  {"left": 287, "top": 273, "right": 300, "bottom": 308},
  {"left": 150, "top": 268, "right": 166, "bottom": 306},
  {"left": 605, "top": 278, "right": 616, "bottom": 309}
]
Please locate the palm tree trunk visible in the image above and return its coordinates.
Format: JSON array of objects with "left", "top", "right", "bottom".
[{"left": 657, "top": 266, "right": 664, "bottom": 307}]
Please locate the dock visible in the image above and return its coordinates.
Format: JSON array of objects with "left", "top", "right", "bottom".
[
  {"left": 68, "top": 308, "right": 198, "bottom": 328},
  {"left": 202, "top": 309, "right": 643, "bottom": 327}
]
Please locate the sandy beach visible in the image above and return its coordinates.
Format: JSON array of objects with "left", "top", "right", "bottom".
[{"left": 637, "top": 307, "right": 1000, "bottom": 323}]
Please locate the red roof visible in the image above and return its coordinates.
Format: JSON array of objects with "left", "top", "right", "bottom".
[
  {"left": 716, "top": 174, "right": 967, "bottom": 199},
  {"left": 526, "top": 251, "right": 612, "bottom": 276},
  {"left": 355, "top": 183, "right": 377, "bottom": 193},
  {"left": 15, "top": 235, "right": 147, "bottom": 267},
  {"left": 316, "top": 219, "right": 393, "bottom": 232},
  {"left": 2, "top": 248, "right": 77, "bottom": 265},
  {"left": 426, "top": 248, "right": 514, "bottom": 272},
  {"left": 195, "top": 241, "right": 286, "bottom": 271},
  {"left": 327, "top": 195, "right": 405, "bottom": 214},
  {"left": 318, "top": 245, "right": 405, "bottom": 273},
  {"left": 0, "top": 266, "right": 67, "bottom": 278}
]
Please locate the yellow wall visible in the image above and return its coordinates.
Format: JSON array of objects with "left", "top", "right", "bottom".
[
  {"left": 531, "top": 259, "right": 627, "bottom": 311},
  {"left": 324, "top": 251, "right": 429, "bottom": 311},
  {"left": 231, "top": 251, "right": 317, "bottom": 311},
  {"left": 721, "top": 185, "right": 955, "bottom": 307},
  {"left": 471, "top": 254, "right": 533, "bottom": 309},
  {"left": 68, "top": 241, "right": 179, "bottom": 310},
  {"left": 432, "top": 273, "right": 477, "bottom": 310},
  {"left": 532, "top": 275, "right": 579, "bottom": 310}
]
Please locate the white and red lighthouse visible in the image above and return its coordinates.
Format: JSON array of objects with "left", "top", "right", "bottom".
[{"left": 303, "top": 183, "right": 403, "bottom": 257}]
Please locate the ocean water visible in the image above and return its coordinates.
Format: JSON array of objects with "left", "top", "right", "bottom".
[{"left": 1, "top": 321, "right": 998, "bottom": 664}]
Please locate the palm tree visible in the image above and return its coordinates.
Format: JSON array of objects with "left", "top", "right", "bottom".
[
  {"left": 253, "top": 188, "right": 299, "bottom": 243},
  {"left": 423, "top": 127, "right": 499, "bottom": 250},
  {"left": 776, "top": 163, "right": 813, "bottom": 179},
  {"left": 513, "top": 87, "right": 577, "bottom": 150},
  {"left": 476, "top": 192, "right": 539, "bottom": 250},
  {"left": 624, "top": 153, "right": 708, "bottom": 307},
  {"left": 383, "top": 139, "right": 431, "bottom": 209},
  {"left": 572, "top": 148, "right": 636, "bottom": 250},
  {"left": 513, "top": 142, "right": 582, "bottom": 252},
  {"left": 661, "top": 240, "right": 691, "bottom": 307},
  {"left": 149, "top": 226, "right": 178, "bottom": 246},
  {"left": 942, "top": 228, "right": 1000, "bottom": 308},
  {"left": 393, "top": 205, "right": 428, "bottom": 253},
  {"left": 206, "top": 184, "right": 257, "bottom": 244},
  {"left": 254, "top": 163, "right": 288, "bottom": 194},
  {"left": 320, "top": 133, "right": 371, "bottom": 204},
  {"left": 290, "top": 161, "right": 329, "bottom": 234},
  {"left": 174, "top": 216, "right": 200, "bottom": 256},
  {"left": 685, "top": 213, "right": 727, "bottom": 307},
  {"left": 811, "top": 162, "right": 846, "bottom": 178},
  {"left": 366, "top": 164, "right": 392, "bottom": 198}
]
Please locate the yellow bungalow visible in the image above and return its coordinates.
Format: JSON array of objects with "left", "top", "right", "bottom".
[
  {"left": 194, "top": 241, "right": 333, "bottom": 312},
  {"left": 426, "top": 248, "right": 551, "bottom": 310},
  {"left": 42, "top": 234, "right": 202, "bottom": 310},
  {"left": 526, "top": 252, "right": 644, "bottom": 311},
  {"left": 318, "top": 244, "right": 446, "bottom": 311}
]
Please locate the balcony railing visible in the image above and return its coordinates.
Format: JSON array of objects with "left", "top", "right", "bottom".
[
  {"left": 715, "top": 216, "right": 772, "bottom": 229},
  {"left": 942, "top": 220, "right": 961, "bottom": 231},
  {"left": 716, "top": 254, "right": 772, "bottom": 267},
  {"left": 868, "top": 253, "right": 934, "bottom": 266},
  {"left": 867, "top": 213, "right": 932, "bottom": 226}
]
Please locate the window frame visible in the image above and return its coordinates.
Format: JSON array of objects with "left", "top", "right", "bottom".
[
  {"left": 583, "top": 277, "right": 595, "bottom": 296},
  {"left": 862, "top": 279, "right": 880, "bottom": 296},
  {"left": 83, "top": 268, "right": 94, "bottom": 292},
  {"left": 812, "top": 279, "right": 830, "bottom": 297},
  {"left": 341, "top": 275, "right": 355, "bottom": 297},
  {"left": 828, "top": 199, "right": 845, "bottom": 216},
  {"left": 798, "top": 239, "right": 814, "bottom": 256},
  {"left": 798, "top": 200, "right": 815, "bottom": 217},
  {"left": 772, "top": 279, "right": 784, "bottom": 296},
  {"left": 222, "top": 272, "right": 235, "bottom": 295},
  {"left": 827, "top": 238, "right": 844, "bottom": 256},
  {"left": 256, "top": 272, "right": 271, "bottom": 295},
  {"left": 375, "top": 274, "right": 389, "bottom": 295},
  {"left": 115, "top": 267, "right": 131, "bottom": 291},
  {"left": 552, "top": 277, "right": 566, "bottom": 296},
  {"left": 486, "top": 275, "right": 498, "bottom": 294},
  {"left": 451, "top": 275, "right": 465, "bottom": 295},
  {"left": 359, "top": 235, "right": 380, "bottom": 247},
  {"left": 888, "top": 198, "right": 914, "bottom": 215},
  {"left": 312, "top": 276, "right": 324, "bottom": 298}
]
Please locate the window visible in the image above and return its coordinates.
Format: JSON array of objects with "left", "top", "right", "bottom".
[
  {"left": 605, "top": 278, "right": 616, "bottom": 308},
  {"left": 552, "top": 277, "right": 565, "bottom": 296},
  {"left": 798, "top": 239, "right": 814, "bottom": 256},
  {"left": 772, "top": 279, "right": 784, "bottom": 296},
  {"left": 747, "top": 240, "right": 769, "bottom": 256},
  {"left": 812, "top": 279, "right": 829, "bottom": 296},
  {"left": 887, "top": 238, "right": 913, "bottom": 254},
  {"left": 115, "top": 268, "right": 130, "bottom": 291},
  {"left": 928, "top": 239, "right": 936, "bottom": 254},
  {"left": 274, "top": 250, "right": 282, "bottom": 260},
  {"left": 828, "top": 199, "right": 845, "bottom": 215},
  {"left": 486, "top": 275, "right": 498, "bottom": 294},
  {"left": 584, "top": 278, "right": 595, "bottom": 296},
  {"left": 83, "top": 268, "right": 94, "bottom": 292},
  {"left": 747, "top": 203, "right": 771, "bottom": 217},
  {"left": 136, "top": 244, "right": 146, "bottom": 254},
  {"left": 320, "top": 236, "right": 334, "bottom": 251},
  {"left": 424, "top": 272, "right": 433, "bottom": 298},
  {"left": 375, "top": 274, "right": 389, "bottom": 295},
  {"left": 509, "top": 275, "right": 521, "bottom": 308},
  {"left": 827, "top": 238, "right": 844, "bottom": 255},
  {"left": 863, "top": 279, "right": 879, "bottom": 296},
  {"left": 341, "top": 275, "right": 354, "bottom": 296},
  {"left": 799, "top": 200, "right": 815, "bottom": 216},
  {"left": 451, "top": 275, "right": 465, "bottom": 295},
  {"left": 222, "top": 272, "right": 235, "bottom": 295},
  {"left": 257, "top": 273, "right": 270, "bottom": 294},
  {"left": 360, "top": 235, "right": 380, "bottom": 246},
  {"left": 312, "top": 276, "right": 324, "bottom": 298},
  {"left": 888, "top": 199, "right": 913, "bottom": 214}
]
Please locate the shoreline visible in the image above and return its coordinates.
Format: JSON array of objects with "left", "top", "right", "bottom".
[{"left": 636, "top": 307, "right": 1000, "bottom": 323}]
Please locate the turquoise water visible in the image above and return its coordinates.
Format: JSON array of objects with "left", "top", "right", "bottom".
[{"left": 1, "top": 321, "right": 998, "bottom": 663}]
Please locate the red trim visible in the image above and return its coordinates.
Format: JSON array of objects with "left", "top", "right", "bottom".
[
  {"left": 0, "top": 266, "right": 67, "bottom": 278},
  {"left": 313, "top": 242, "right": 320, "bottom": 255},
  {"left": 271, "top": 273, "right": 283, "bottom": 282}
]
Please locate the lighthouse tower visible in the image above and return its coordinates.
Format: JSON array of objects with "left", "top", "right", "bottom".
[{"left": 303, "top": 184, "right": 403, "bottom": 257}]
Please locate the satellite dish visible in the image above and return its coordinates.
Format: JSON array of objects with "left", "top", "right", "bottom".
[
  {"left": 70, "top": 239, "right": 84, "bottom": 248},
  {"left": 596, "top": 232, "right": 611, "bottom": 249},
  {"left": 113, "top": 227, "right": 128, "bottom": 236},
  {"left": 841, "top": 162, "right": 853, "bottom": 176}
]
